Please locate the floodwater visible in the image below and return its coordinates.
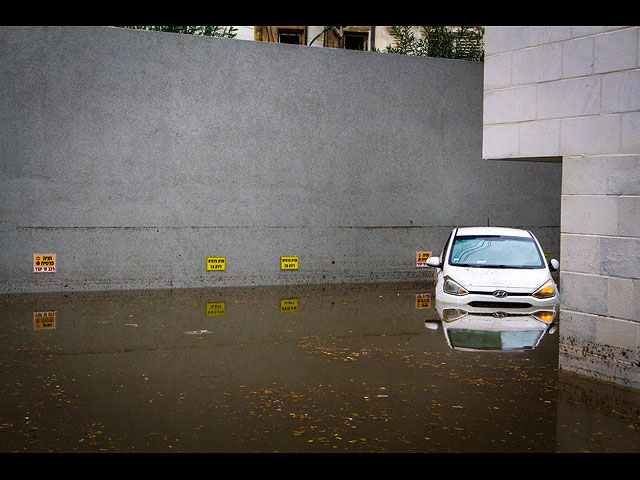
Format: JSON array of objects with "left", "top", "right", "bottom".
[{"left": 0, "top": 281, "right": 638, "bottom": 453}]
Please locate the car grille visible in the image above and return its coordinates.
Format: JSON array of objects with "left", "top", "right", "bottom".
[
  {"left": 468, "top": 290, "right": 531, "bottom": 296},
  {"left": 468, "top": 301, "right": 532, "bottom": 308}
]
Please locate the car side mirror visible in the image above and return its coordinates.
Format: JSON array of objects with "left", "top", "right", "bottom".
[
  {"left": 549, "top": 258, "right": 559, "bottom": 271},
  {"left": 426, "top": 257, "right": 441, "bottom": 268}
]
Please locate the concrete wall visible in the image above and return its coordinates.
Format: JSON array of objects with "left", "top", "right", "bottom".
[
  {"left": 0, "top": 26, "right": 561, "bottom": 293},
  {"left": 483, "top": 26, "right": 640, "bottom": 389}
]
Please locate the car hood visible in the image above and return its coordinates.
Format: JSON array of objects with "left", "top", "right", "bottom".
[{"left": 445, "top": 265, "right": 551, "bottom": 292}]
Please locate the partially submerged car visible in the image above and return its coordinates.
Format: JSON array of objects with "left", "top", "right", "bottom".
[{"left": 425, "top": 227, "right": 559, "bottom": 309}]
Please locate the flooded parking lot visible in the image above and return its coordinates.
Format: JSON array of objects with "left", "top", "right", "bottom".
[{"left": 0, "top": 281, "right": 638, "bottom": 453}]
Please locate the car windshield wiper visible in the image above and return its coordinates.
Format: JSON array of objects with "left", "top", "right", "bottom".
[
  {"left": 486, "top": 264, "right": 541, "bottom": 269},
  {"left": 451, "top": 263, "right": 537, "bottom": 269},
  {"left": 451, "top": 263, "right": 505, "bottom": 268}
]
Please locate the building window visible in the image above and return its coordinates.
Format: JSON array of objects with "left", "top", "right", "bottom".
[
  {"left": 278, "top": 28, "right": 304, "bottom": 45},
  {"left": 343, "top": 32, "right": 368, "bottom": 51}
]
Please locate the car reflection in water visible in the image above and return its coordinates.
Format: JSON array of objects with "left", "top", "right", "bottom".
[{"left": 426, "top": 301, "right": 559, "bottom": 352}]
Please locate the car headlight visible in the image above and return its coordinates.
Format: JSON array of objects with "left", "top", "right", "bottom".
[
  {"left": 442, "top": 308, "right": 468, "bottom": 322},
  {"left": 443, "top": 276, "right": 469, "bottom": 296},
  {"left": 533, "top": 310, "right": 556, "bottom": 323},
  {"left": 532, "top": 279, "right": 556, "bottom": 299}
]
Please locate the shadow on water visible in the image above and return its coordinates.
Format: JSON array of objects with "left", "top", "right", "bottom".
[{"left": 0, "top": 282, "right": 638, "bottom": 453}]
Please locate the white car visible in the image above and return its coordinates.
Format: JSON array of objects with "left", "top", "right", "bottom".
[{"left": 425, "top": 227, "right": 559, "bottom": 308}]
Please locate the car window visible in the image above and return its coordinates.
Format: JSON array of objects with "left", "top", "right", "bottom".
[
  {"left": 440, "top": 231, "right": 453, "bottom": 261},
  {"left": 448, "top": 235, "right": 544, "bottom": 269}
]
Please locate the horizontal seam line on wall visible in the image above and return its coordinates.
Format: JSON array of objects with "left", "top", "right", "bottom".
[
  {"left": 561, "top": 232, "right": 640, "bottom": 238},
  {"left": 560, "top": 233, "right": 640, "bottom": 240},
  {"left": 560, "top": 308, "right": 640, "bottom": 324},
  {"left": 13, "top": 225, "right": 562, "bottom": 230},
  {"left": 561, "top": 194, "right": 640, "bottom": 197},
  {"left": 11, "top": 225, "right": 454, "bottom": 230},
  {"left": 484, "top": 111, "right": 630, "bottom": 126},
  {"left": 484, "top": 65, "right": 640, "bottom": 92},
  {"left": 560, "top": 270, "right": 639, "bottom": 280}
]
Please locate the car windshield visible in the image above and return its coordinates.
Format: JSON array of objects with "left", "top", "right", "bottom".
[{"left": 448, "top": 235, "right": 545, "bottom": 269}]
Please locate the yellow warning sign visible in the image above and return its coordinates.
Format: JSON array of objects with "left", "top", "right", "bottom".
[
  {"left": 33, "top": 311, "right": 56, "bottom": 329},
  {"left": 280, "top": 298, "right": 298, "bottom": 313},
  {"left": 206, "top": 302, "right": 226, "bottom": 317},
  {"left": 415, "top": 293, "right": 431, "bottom": 309},
  {"left": 281, "top": 256, "right": 299, "bottom": 270},
  {"left": 34, "top": 254, "right": 56, "bottom": 273},
  {"left": 416, "top": 251, "right": 432, "bottom": 268},
  {"left": 207, "top": 257, "right": 226, "bottom": 271}
]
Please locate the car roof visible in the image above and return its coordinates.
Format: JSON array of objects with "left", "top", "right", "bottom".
[{"left": 454, "top": 227, "right": 532, "bottom": 238}]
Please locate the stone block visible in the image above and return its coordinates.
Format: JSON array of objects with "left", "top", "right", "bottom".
[
  {"left": 618, "top": 196, "right": 640, "bottom": 237},
  {"left": 621, "top": 113, "right": 640, "bottom": 154},
  {"left": 484, "top": 52, "right": 512, "bottom": 90},
  {"left": 600, "top": 236, "right": 640, "bottom": 279},
  {"left": 562, "top": 36, "right": 594, "bottom": 78},
  {"left": 635, "top": 279, "right": 640, "bottom": 321},
  {"left": 563, "top": 155, "right": 639, "bottom": 195},
  {"left": 561, "top": 156, "right": 607, "bottom": 195},
  {"left": 482, "top": 123, "right": 519, "bottom": 158},
  {"left": 560, "top": 233, "right": 601, "bottom": 274},
  {"left": 607, "top": 276, "right": 636, "bottom": 321},
  {"left": 512, "top": 43, "right": 562, "bottom": 85},
  {"left": 528, "top": 26, "right": 572, "bottom": 46},
  {"left": 537, "top": 76, "right": 601, "bottom": 120},
  {"left": 519, "top": 120, "right": 560, "bottom": 157},
  {"left": 485, "top": 26, "right": 529, "bottom": 56},
  {"left": 560, "top": 271, "right": 609, "bottom": 316},
  {"left": 594, "top": 28, "right": 638, "bottom": 74},
  {"left": 559, "top": 309, "right": 596, "bottom": 341},
  {"left": 560, "top": 115, "right": 621, "bottom": 156},
  {"left": 483, "top": 85, "right": 537, "bottom": 124},
  {"left": 571, "top": 26, "right": 608, "bottom": 38},
  {"left": 561, "top": 195, "right": 619, "bottom": 236},
  {"left": 596, "top": 315, "right": 640, "bottom": 350},
  {"left": 605, "top": 155, "right": 640, "bottom": 195},
  {"left": 602, "top": 70, "right": 640, "bottom": 114}
]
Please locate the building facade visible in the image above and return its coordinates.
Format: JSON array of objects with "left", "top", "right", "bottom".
[
  {"left": 483, "top": 26, "right": 640, "bottom": 389},
  {"left": 236, "top": 26, "right": 483, "bottom": 54}
]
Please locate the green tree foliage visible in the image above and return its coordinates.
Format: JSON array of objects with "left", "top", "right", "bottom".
[
  {"left": 117, "top": 26, "right": 238, "bottom": 38},
  {"left": 384, "top": 26, "right": 484, "bottom": 62}
]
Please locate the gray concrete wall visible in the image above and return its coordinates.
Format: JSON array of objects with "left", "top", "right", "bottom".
[
  {"left": 0, "top": 26, "right": 561, "bottom": 293},
  {"left": 482, "top": 26, "right": 639, "bottom": 389}
]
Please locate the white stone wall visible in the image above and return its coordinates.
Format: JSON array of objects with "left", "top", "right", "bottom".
[
  {"left": 483, "top": 26, "right": 640, "bottom": 389},
  {"left": 484, "top": 26, "right": 639, "bottom": 159}
]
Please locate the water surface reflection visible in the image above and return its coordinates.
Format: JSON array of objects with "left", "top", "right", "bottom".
[
  {"left": 433, "top": 303, "right": 558, "bottom": 352},
  {"left": 0, "top": 282, "right": 637, "bottom": 452}
]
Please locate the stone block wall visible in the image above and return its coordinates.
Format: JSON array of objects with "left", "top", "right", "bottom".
[{"left": 483, "top": 26, "right": 640, "bottom": 389}]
